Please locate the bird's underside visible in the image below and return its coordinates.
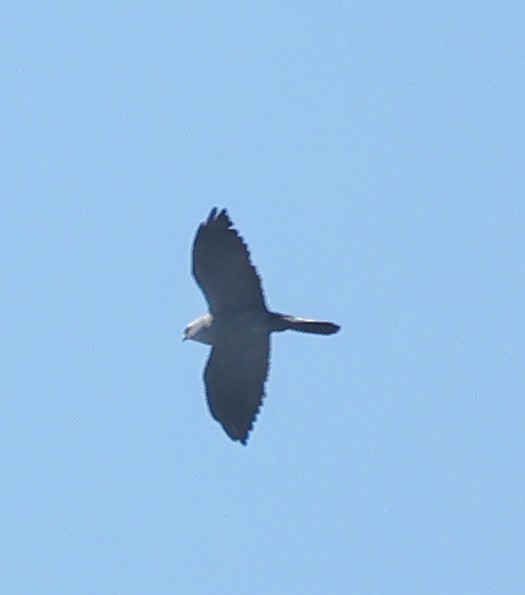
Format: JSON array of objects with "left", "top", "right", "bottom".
[{"left": 186, "top": 208, "right": 340, "bottom": 445}]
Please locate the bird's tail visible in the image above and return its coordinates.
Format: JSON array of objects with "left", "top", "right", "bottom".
[{"left": 272, "top": 314, "right": 340, "bottom": 335}]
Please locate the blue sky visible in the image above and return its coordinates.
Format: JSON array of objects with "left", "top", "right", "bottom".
[{"left": 2, "top": 2, "right": 525, "bottom": 593}]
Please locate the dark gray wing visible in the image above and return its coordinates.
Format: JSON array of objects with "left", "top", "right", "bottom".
[
  {"left": 204, "top": 333, "right": 270, "bottom": 444},
  {"left": 192, "top": 208, "right": 267, "bottom": 315}
]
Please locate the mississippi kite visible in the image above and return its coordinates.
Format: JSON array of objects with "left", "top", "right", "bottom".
[{"left": 184, "top": 208, "right": 340, "bottom": 444}]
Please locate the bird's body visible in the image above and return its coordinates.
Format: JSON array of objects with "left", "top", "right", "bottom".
[{"left": 185, "top": 208, "right": 340, "bottom": 444}]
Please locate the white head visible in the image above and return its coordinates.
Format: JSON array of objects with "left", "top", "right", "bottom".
[{"left": 183, "top": 314, "right": 215, "bottom": 345}]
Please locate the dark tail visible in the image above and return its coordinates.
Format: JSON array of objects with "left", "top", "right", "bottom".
[{"left": 271, "top": 314, "right": 340, "bottom": 335}]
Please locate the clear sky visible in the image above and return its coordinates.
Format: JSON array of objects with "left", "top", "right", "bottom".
[{"left": 2, "top": 2, "right": 525, "bottom": 594}]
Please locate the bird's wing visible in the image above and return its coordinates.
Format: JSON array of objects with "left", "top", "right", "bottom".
[
  {"left": 192, "top": 208, "right": 267, "bottom": 314},
  {"left": 204, "top": 333, "right": 270, "bottom": 444}
]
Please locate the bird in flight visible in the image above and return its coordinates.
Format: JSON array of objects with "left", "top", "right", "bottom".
[{"left": 184, "top": 208, "right": 340, "bottom": 445}]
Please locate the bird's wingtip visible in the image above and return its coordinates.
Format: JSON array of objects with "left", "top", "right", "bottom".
[
  {"left": 207, "top": 207, "right": 218, "bottom": 222},
  {"left": 206, "top": 207, "right": 230, "bottom": 226}
]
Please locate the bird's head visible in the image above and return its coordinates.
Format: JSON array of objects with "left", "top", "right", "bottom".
[{"left": 183, "top": 314, "right": 215, "bottom": 345}]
